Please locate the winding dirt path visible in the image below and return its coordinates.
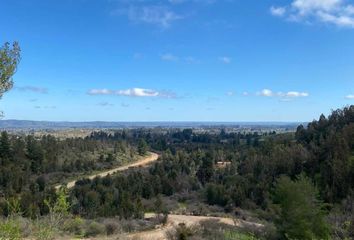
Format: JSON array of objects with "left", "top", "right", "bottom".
[
  {"left": 127, "top": 213, "right": 263, "bottom": 240},
  {"left": 55, "top": 152, "right": 159, "bottom": 190}
]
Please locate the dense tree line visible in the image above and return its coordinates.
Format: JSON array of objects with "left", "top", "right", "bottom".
[
  {"left": 70, "top": 106, "right": 353, "bottom": 239},
  {"left": 0, "top": 133, "right": 136, "bottom": 218},
  {"left": 0, "top": 106, "right": 353, "bottom": 239}
]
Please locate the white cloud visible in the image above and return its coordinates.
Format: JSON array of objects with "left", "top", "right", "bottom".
[
  {"left": 114, "top": 5, "right": 183, "bottom": 28},
  {"left": 242, "top": 91, "right": 249, "bottom": 96},
  {"left": 270, "top": 6, "right": 286, "bottom": 16},
  {"left": 118, "top": 88, "right": 159, "bottom": 97},
  {"left": 161, "top": 54, "right": 200, "bottom": 64},
  {"left": 257, "top": 89, "right": 309, "bottom": 99},
  {"left": 219, "top": 56, "right": 231, "bottom": 64},
  {"left": 88, "top": 88, "right": 175, "bottom": 98},
  {"left": 345, "top": 5, "right": 354, "bottom": 14},
  {"left": 316, "top": 11, "right": 354, "bottom": 27},
  {"left": 258, "top": 89, "right": 273, "bottom": 97},
  {"left": 292, "top": 0, "right": 341, "bottom": 14},
  {"left": 271, "top": 0, "right": 354, "bottom": 28},
  {"left": 280, "top": 91, "right": 309, "bottom": 97},
  {"left": 226, "top": 91, "right": 234, "bottom": 96},
  {"left": 158, "top": 90, "right": 177, "bottom": 98},
  {"left": 88, "top": 89, "right": 113, "bottom": 95},
  {"left": 345, "top": 94, "right": 354, "bottom": 99},
  {"left": 161, "top": 53, "right": 179, "bottom": 61}
]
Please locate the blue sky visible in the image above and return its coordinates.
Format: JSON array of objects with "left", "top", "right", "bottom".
[{"left": 1, "top": 0, "right": 353, "bottom": 122}]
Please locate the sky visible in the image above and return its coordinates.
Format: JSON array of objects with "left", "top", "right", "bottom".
[{"left": 1, "top": 0, "right": 354, "bottom": 122}]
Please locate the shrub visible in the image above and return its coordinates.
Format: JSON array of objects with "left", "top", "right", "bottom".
[
  {"left": 166, "top": 223, "right": 198, "bottom": 240},
  {"left": 0, "top": 218, "right": 21, "bottom": 240},
  {"left": 224, "top": 230, "right": 258, "bottom": 240},
  {"left": 84, "top": 221, "right": 106, "bottom": 237},
  {"left": 33, "top": 220, "right": 55, "bottom": 240},
  {"left": 63, "top": 216, "right": 85, "bottom": 237},
  {"left": 102, "top": 218, "right": 121, "bottom": 235},
  {"left": 17, "top": 217, "right": 32, "bottom": 238}
]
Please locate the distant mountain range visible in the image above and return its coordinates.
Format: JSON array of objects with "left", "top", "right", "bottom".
[{"left": 0, "top": 119, "right": 304, "bottom": 130}]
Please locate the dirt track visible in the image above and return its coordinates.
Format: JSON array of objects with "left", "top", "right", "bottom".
[
  {"left": 55, "top": 152, "right": 159, "bottom": 190},
  {"left": 52, "top": 152, "right": 264, "bottom": 240},
  {"left": 127, "top": 213, "right": 263, "bottom": 240}
]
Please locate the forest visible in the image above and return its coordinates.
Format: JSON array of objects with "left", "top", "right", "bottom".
[
  {"left": 0, "top": 105, "right": 353, "bottom": 239},
  {"left": 0, "top": 133, "right": 137, "bottom": 217}
]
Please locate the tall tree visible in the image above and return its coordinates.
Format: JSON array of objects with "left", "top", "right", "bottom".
[
  {"left": 0, "top": 42, "right": 20, "bottom": 100},
  {"left": 273, "top": 175, "right": 330, "bottom": 240},
  {"left": 196, "top": 152, "right": 214, "bottom": 185},
  {"left": 138, "top": 138, "right": 148, "bottom": 155}
]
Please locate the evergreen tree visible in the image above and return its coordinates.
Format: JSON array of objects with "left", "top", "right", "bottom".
[
  {"left": 138, "top": 138, "right": 148, "bottom": 155},
  {"left": 273, "top": 175, "right": 330, "bottom": 240},
  {"left": 196, "top": 152, "right": 214, "bottom": 185}
]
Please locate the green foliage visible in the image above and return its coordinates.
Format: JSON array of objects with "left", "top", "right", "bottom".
[
  {"left": 0, "top": 131, "right": 135, "bottom": 216},
  {"left": 196, "top": 152, "right": 214, "bottom": 185},
  {"left": 138, "top": 138, "right": 148, "bottom": 155},
  {"left": 63, "top": 216, "right": 85, "bottom": 237},
  {"left": 102, "top": 219, "right": 120, "bottom": 235},
  {"left": 0, "top": 42, "right": 20, "bottom": 99},
  {"left": 0, "top": 105, "right": 352, "bottom": 240},
  {"left": 0, "top": 198, "right": 22, "bottom": 239},
  {"left": 32, "top": 220, "right": 55, "bottom": 240},
  {"left": 0, "top": 218, "right": 21, "bottom": 240},
  {"left": 49, "top": 188, "right": 70, "bottom": 216},
  {"left": 44, "top": 188, "right": 70, "bottom": 230},
  {"left": 6, "top": 198, "right": 21, "bottom": 216},
  {"left": 84, "top": 222, "right": 106, "bottom": 237},
  {"left": 273, "top": 174, "right": 330, "bottom": 240},
  {"left": 154, "top": 196, "right": 169, "bottom": 225},
  {"left": 224, "top": 230, "right": 258, "bottom": 240},
  {"left": 296, "top": 106, "right": 354, "bottom": 202},
  {"left": 168, "top": 223, "right": 196, "bottom": 240},
  {"left": 205, "top": 183, "right": 228, "bottom": 206}
]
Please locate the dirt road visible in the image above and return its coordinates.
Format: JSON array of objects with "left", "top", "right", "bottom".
[
  {"left": 55, "top": 152, "right": 159, "bottom": 190},
  {"left": 127, "top": 213, "right": 263, "bottom": 240},
  {"left": 53, "top": 153, "right": 264, "bottom": 240}
]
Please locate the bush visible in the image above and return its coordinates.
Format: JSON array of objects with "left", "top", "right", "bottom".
[
  {"left": 224, "top": 230, "right": 258, "bottom": 240},
  {"left": 0, "top": 218, "right": 21, "bottom": 240},
  {"left": 197, "top": 220, "right": 264, "bottom": 240},
  {"left": 166, "top": 223, "right": 198, "bottom": 240},
  {"left": 156, "top": 212, "right": 169, "bottom": 225},
  {"left": 33, "top": 220, "right": 55, "bottom": 240},
  {"left": 63, "top": 216, "right": 85, "bottom": 236},
  {"left": 17, "top": 217, "right": 32, "bottom": 238},
  {"left": 84, "top": 221, "right": 106, "bottom": 237},
  {"left": 102, "top": 218, "right": 121, "bottom": 235}
]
